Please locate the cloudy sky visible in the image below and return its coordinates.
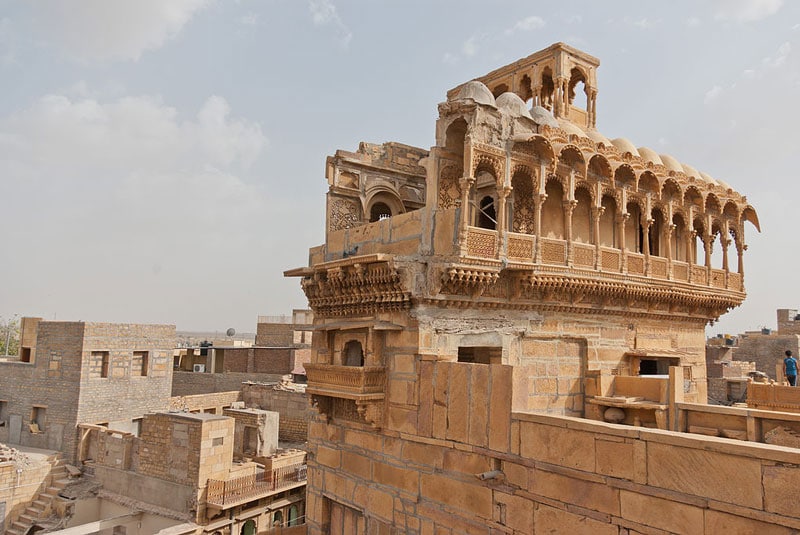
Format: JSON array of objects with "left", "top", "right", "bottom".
[{"left": 0, "top": 0, "right": 796, "bottom": 335}]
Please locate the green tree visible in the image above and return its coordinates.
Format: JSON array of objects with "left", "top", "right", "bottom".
[{"left": 0, "top": 317, "right": 19, "bottom": 356}]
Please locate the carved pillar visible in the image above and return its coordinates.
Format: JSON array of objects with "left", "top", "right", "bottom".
[
  {"left": 534, "top": 194, "right": 546, "bottom": 263},
  {"left": 458, "top": 176, "right": 475, "bottom": 250},
  {"left": 565, "top": 200, "right": 577, "bottom": 265},
  {"left": 721, "top": 235, "right": 730, "bottom": 272},
  {"left": 618, "top": 213, "right": 630, "bottom": 273},
  {"left": 704, "top": 234, "right": 712, "bottom": 268},
  {"left": 589, "top": 89, "right": 598, "bottom": 128},
  {"left": 665, "top": 224, "right": 675, "bottom": 274},
  {"left": 688, "top": 230, "right": 697, "bottom": 266},
  {"left": 561, "top": 78, "right": 569, "bottom": 117},
  {"left": 497, "top": 186, "right": 511, "bottom": 234},
  {"left": 737, "top": 243, "right": 746, "bottom": 277},
  {"left": 592, "top": 206, "right": 604, "bottom": 269}
]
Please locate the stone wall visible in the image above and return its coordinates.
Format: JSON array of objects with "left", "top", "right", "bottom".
[
  {"left": 169, "top": 391, "right": 241, "bottom": 413},
  {"left": 305, "top": 360, "right": 800, "bottom": 534},
  {"left": 256, "top": 323, "right": 294, "bottom": 346},
  {"left": 171, "top": 371, "right": 284, "bottom": 396},
  {"left": 0, "top": 454, "right": 54, "bottom": 530},
  {"left": 240, "top": 384, "right": 311, "bottom": 442},
  {"left": 733, "top": 332, "right": 800, "bottom": 379}
]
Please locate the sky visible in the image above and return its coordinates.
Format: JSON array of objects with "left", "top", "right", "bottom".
[{"left": 0, "top": 0, "right": 797, "bottom": 336}]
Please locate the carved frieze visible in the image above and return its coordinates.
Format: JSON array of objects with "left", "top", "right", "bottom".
[{"left": 328, "top": 197, "right": 362, "bottom": 232}]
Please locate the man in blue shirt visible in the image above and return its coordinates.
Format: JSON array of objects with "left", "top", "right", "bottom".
[{"left": 783, "top": 350, "right": 798, "bottom": 387}]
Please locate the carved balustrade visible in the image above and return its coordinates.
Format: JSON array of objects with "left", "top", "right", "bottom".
[
  {"left": 304, "top": 364, "right": 386, "bottom": 395},
  {"left": 455, "top": 227, "right": 745, "bottom": 293},
  {"left": 206, "top": 462, "right": 307, "bottom": 509}
]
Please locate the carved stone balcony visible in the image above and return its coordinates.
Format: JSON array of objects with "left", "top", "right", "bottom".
[
  {"left": 449, "top": 226, "right": 745, "bottom": 320},
  {"left": 305, "top": 364, "right": 386, "bottom": 428}
]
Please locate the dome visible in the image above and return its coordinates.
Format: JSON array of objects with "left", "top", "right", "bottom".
[
  {"left": 454, "top": 81, "right": 496, "bottom": 107},
  {"left": 637, "top": 147, "right": 663, "bottom": 166},
  {"left": 659, "top": 153, "right": 683, "bottom": 172},
  {"left": 496, "top": 92, "right": 532, "bottom": 119},
  {"left": 611, "top": 138, "right": 640, "bottom": 157},
  {"left": 699, "top": 172, "right": 719, "bottom": 186},
  {"left": 529, "top": 106, "right": 559, "bottom": 128},
  {"left": 557, "top": 119, "right": 586, "bottom": 138},
  {"left": 682, "top": 163, "right": 700, "bottom": 179},
  {"left": 585, "top": 130, "right": 612, "bottom": 147}
]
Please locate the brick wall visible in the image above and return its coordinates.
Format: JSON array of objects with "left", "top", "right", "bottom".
[
  {"left": 0, "top": 456, "right": 54, "bottom": 530},
  {"left": 216, "top": 347, "right": 294, "bottom": 374},
  {"left": 169, "top": 391, "right": 241, "bottom": 413}
]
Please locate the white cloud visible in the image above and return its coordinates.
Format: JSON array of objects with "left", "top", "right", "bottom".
[
  {"left": 462, "top": 36, "right": 479, "bottom": 57},
  {"left": 0, "top": 90, "right": 270, "bottom": 325},
  {"left": 505, "top": 16, "right": 546, "bottom": 35},
  {"left": 762, "top": 41, "right": 791, "bottom": 68},
  {"left": 30, "top": 0, "right": 210, "bottom": 62},
  {"left": 308, "top": 0, "right": 352, "bottom": 46},
  {"left": 704, "top": 85, "right": 723, "bottom": 103},
  {"left": 713, "top": 0, "right": 783, "bottom": 22}
]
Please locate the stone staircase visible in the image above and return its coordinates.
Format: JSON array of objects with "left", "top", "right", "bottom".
[{"left": 5, "top": 454, "right": 71, "bottom": 535}]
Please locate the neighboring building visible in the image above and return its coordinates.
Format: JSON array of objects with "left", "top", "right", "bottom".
[
  {"left": 286, "top": 43, "right": 800, "bottom": 534},
  {"left": 0, "top": 319, "right": 309, "bottom": 534},
  {"left": 0, "top": 319, "right": 175, "bottom": 462}
]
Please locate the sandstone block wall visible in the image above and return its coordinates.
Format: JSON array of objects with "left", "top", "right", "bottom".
[
  {"left": 240, "top": 384, "right": 311, "bottom": 442},
  {"left": 305, "top": 360, "right": 800, "bottom": 534},
  {"left": 733, "top": 333, "right": 800, "bottom": 379},
  {"left": 171, "top": 371, "right": 284, "bottom": 396},
  {"left": 0, "top": 457, "right": 54, "bottom": 530},
  {"left": 256, "top": 323, "right": 294, "bottom": 346}
]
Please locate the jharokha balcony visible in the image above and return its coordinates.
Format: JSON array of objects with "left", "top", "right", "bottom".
[
  {"left": 304, "top": 363, "right": 387, "bottom": 429},
  {"left": 205, "top": 461, "right": 307, "bottom": 511}
]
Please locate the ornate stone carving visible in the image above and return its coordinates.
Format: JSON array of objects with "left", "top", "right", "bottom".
[
  {"left": 329, "top": 197, "right": 362, "bottom": 232},
  {"left": 438, "top": 164, "right": 462, "bottom": 209}
]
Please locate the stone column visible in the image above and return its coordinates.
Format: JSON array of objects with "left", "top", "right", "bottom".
[
  {"left": 458, "top": 176, "right": 475, "bottom": 248},
  {"left": 704, "top": 234, "right": 712, "bottom": 268},
  {"left": 497, "top": 186, "right": 511, "bottom": 234},
  {"left": 618, "top": 213, "right": 630, "bottom": 273},
  {"left": 592, "top": 206, "right": 604, "bottom": 269},
  {"left": 737, "top": 243, "right": 746, "bottom": 277},
  {"left": 721, "top": 235, "right": 730, "bottom": 272},
  {"left": 565, "top": 200, "right": 577, "bottom": 265},
  {"left": 534, "top": 194, "right": 546, "bottom": 263},
  {"left": 688, "top": 230, "right": 697, "bottom": 266}
]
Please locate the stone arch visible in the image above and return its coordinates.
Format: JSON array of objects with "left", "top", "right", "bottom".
[
  {"left": 568, "top": 66, "right": 588, "bottom": 110},
  {"left": 661, "top": 178, "right": 682, "bottom": 203},
  {"left": 444, "top": 117, "right": 468, "bottom": 155},
  {"left": 705, "top": 193, "right": 722, "bottom": 215},
  {"left": 637, "top": 171, "right": 660, "bottom": 196},
  {"left": 529, "top": 135, "right": 556, "bottom": 166},
  {"left": 614, "top": 164, "right": 636, "bottom": 191},
  {"left": 650, "top": 206, "right": 666, "bottom": 256},
  {"left": 557, "top": 145, "right": 586, "bottom": 176},
  {"left": 742, "top": 205, "right": 760, "bottom": 232},
  {"left": 491, "top": 83, "right": 509, "bottom": 98},
  {"left": 626, "top": 200, "right": 644, "bottom": 253},
  {"left": 366, "top": 189, "right": 404, "bottom": 222},
  {"left": 710, "top": 219, "right": 725, "bottom": 269},
  {"left": 587, "top": 154, "right": 612, "bottom": 183},
  {"left": 473, "top": 154, "right": 502, "bottom": 181},
  {"left": 692, "top": 215, "right": 706, "bottom": 265}
]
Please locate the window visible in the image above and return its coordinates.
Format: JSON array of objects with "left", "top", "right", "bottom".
[
  {"left": 212, "top": 437, "right": 223, "bottom": 447},
  {"left": 30, "top": 406, "right": 46, "bottom": 433},
  {"left": 343, "top": 340, "right": 364, "bottom": 366},
  {"left": 272, "top": 511, "right": 283, "bottom": 527},
  {"left": 288, "top": 505, "right": 300, "bottom": 526},
  {"left": 132, "top": 418, "right": 143, "bottom": 437},
  {"left": 458, "top": 346, "right": 502, "bottom": 365},
  {"left": 0, "top": 400, "right": 7, "bottom": 425},
  {"left": 90, "top": 351, "right": 110, "bottom": 378},
  {"left": 132, "top": 351, "right": 149, "bottom": 376},
  {"left": 20, "top": 347, "right": 32, "bottom": 363}
]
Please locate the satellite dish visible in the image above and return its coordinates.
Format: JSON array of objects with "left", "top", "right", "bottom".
[{"left": 226, "top": 328, "right": 235, "bottom": 337}]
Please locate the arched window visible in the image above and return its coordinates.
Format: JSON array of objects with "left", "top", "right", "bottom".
[
  {"left": 370, "top": 202, "right": 392, "bottom": 222},
  {"left": 477, "top": 195, "right": 496, "bottom": 230},
  {"left": 343, "top": 340, "right": 364, "bottom": 367},
  {"left": 568, "top": 67, "right": 587, "bottom": 111},
  {"left": 241, "top": 519, "right": 256, "bottom": 535},
  {"left": 672, "top": 214, "right": 687, "bottom": 261},
  {"left": 289, "top": 505, "right": 300, "bottom": 526},
  {"left": 273, "top": 510, "right": 283, "bottom": 527},
  {"left": 650, "top": 209, "right": 664, "bottom": 256},
  {"left": 626, "top": 202, "right": 642, "bottom": 253}
]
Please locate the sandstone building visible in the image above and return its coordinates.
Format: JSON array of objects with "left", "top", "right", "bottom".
[
  {"left": 0, "top": 319, "right": 309, "bottom": 534},
  {"left": 286, "top": 43, "right": 800, "bottom": 534}
]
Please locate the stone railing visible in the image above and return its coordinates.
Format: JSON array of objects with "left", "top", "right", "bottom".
[
  {"left": 304, "top": 364, "right": 386, "bottom": 395},
  {"left": 206, "top": 462, "right": 307, "bottom": 508},
  {"left": 458, "top": 229, "right": 744, "bottom": 292}
]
